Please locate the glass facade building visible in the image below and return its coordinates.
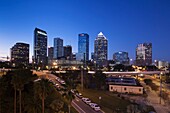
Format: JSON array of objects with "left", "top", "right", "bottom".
[
  {"left": 33, "top": 28, "right": 47, "bottom": 68},
  {"left": 94, "top": 32, "right": 108, "bottom": 67},
  {"left": 11, "top": 42, "right": 29, "bottom": 67},
  {"left": 136, "top": 43, "right": 152, "bottom": 66},
  {"left": 77, "top": 33, "right": 89, "bottom": 61},
  {"left": 113, "top": 51, "right": 129, "bottom": 65},
  {"left": 53, "top": 38, "right": 63, "bottom": 59}
]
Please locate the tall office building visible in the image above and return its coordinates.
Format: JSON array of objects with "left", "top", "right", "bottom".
[
  {"left": 48, "top": 47, "right": 54, "bottom": 65},
  {"left": 33, "top": 28, "right": 47, "bottom": 68},
  {"left": 53, "top": 38, "right": 63, "bottom": 59},
  {"left": 91, "top": 52, "right": 94, "bottom": 60},
  {"left": 11, "top": 42, "right": 29, "bottom": 67},
  {"left": 113, "top": 51, "right": 129, "bottom": 65},
  {"left": 77, "top": 33, "right": 89, "bottom": 61},
  {"left": 63, "top": 45, "right": 72, "bottom": 60},
  {"left": 136, "top": 43, "right": 152, "bottom": 66},
  {"left": 94, "top": 32, "right": 108, "bottom": 67},
  {"left": 72, "top": 53, "right": 76, "bottom": 60}
]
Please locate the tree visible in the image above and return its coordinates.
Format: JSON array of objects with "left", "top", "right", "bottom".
[
  {"left": 0, "top": 72, "right": 14, "bottom": 113},
  {"left": 24, "top": 93, "right": 41, "bottom": 113},
  {"left": 67, "top": 91, "right": 75, "bottom": 113},
  {"left": 11, "top": 69, "right": 37, "bottom": 113},
  {"left": 34, "top": 79, "right": 52, "bottom": 113},
  {"left": 94, "top": 71, "right": 106, "bottom": 89},
  {"left": 113, "top": 64, "right": 125, "bottom": 71}
]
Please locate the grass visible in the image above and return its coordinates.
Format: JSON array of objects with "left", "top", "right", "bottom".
[
  {"left": 77, "top": 87, "right": 131, "bottom": 113},
  {"left": 71, "top": 106, "right": 79, "bottom": 113}
]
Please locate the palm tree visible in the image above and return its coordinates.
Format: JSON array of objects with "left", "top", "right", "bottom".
[
  {"left": 11, "top": 69, "right": 37, "bottom": 113},
  {"left": 24, "top": 94, "right": 41, "bottom": 113},
  {"left": 34, "top": 78, "right": 52, "bottom": 113},
  {"left": 0, "top": 78, "right": 3, "bottom": 113},
  {"left": 65, "top": 91, "right": 74, "bottom": 113},
  {"left": 11, "top": 74, "right": 19, "bottom": 113}
]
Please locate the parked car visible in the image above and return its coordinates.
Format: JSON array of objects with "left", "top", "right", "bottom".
[
  {"left": 76, "top": 93, "right": 83, "bottom": 98},
  {"left": 70, "top": 89, "right": 76, "bottom": 94},
  {"left": 84, "top": 98, "right": 91, "bottom": 104},
  {"left": 82, "top": 97, "right": 88, "bottom": 101},
  {"left": 55, "top": 83, "right": 59, "bottom": 87},
  {"left": 91, "top": 103, "right": 100, "bottom": 111},
  {"left": 89, "top": 102, "right": 96, "bottom": 106}
]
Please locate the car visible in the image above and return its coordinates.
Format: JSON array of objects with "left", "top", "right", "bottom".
[
  {"left": 76, "top": 93, "right": 83, "bottom": 98},
  {"left": 56, "top": 78, "right": 60, "bottom": 81},
  {"left": 70, "top": 89, "right": 75, "bottom": 94},
  {"left": 91, "top": 104, "right": 100, "bottom": 111},
  {"left": 60, "top": 80, "right": 66, "bottom": 85},
  {"left": 84, "top": 98, "right": 91, "bottom": 104},
  {"left": 89, "top": 102, "right": 96, "bottom": 106},
  {"left": 55, "top": 83, "right": 59, "bottom": 87},
  {"left": 82, "top": 97, "right": 88, "bottom": 101}
]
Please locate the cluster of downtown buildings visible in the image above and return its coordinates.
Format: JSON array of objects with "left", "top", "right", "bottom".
[{"left": 9, "top": 27, "right": 169, "bottom": 69}]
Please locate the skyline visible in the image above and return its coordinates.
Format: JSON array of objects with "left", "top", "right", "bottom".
[{"left": 0, "top": 0, "right": 170, "bottom": 62}]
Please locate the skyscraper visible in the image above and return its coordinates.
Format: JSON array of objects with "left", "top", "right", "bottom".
[
  {"left": 33, "top": 28, "right": 47, "bottom": 68},
  {"left": 48, "top": 47, "right": 54, "bottom": 65},
  {"left": 53, "top": 38, "right": 63, "bottom": 59},
  {"left": 11, "top": 42, "right": 29, "bottom": 67},
  {"left": 136, "top": 43, "right": 152, "bottom": 66},
  {"left": 91, "top": 52, "right": 94, "bottom": 60},
  {"left": 94, "top": 32, "right": 108, "bottom": 67},
  {"left": 77, "top": 33, "right": 89, "bottom": 61},
  {"left": 63, "top": 45, "right": 72, "bottom": 60},
  {"left": 113, "top": 51, "right": 129, "bottom": 65}
]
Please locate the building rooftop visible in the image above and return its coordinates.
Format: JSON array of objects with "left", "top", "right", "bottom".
[
  {"left": 96, "top": 32, "right": 107, "bottom": 40},
  {"left": 106, "top": 77, "right": 142, "bottom": 86}
]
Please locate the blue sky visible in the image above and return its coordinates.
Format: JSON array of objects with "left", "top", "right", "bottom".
[{"left": 0, "top": 0, "right": 170, "bottom": 62}]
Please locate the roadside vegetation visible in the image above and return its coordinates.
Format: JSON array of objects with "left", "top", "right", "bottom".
[
  {"left": 144, "top": 79, "right": 159, "bottom": 91},
  {"left": 0, "top": 69, "right": 76, "bottom": 113}
]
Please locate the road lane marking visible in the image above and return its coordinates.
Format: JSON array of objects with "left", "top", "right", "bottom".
[{"left": 72, "top": 101, "right": 86, "bottom": 113}]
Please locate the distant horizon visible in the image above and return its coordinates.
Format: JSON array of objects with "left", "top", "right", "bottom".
[{"left": 1, "top": 0, "right": 170, "bottom": 62}]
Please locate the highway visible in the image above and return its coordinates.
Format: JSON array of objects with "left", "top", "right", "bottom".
[{"left": 34, "top": 70, "right": 104, "bottom": 113}]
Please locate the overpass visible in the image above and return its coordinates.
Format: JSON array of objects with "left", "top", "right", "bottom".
[{"left": 88, "top": 71, "right": 169, "bottom": 76}]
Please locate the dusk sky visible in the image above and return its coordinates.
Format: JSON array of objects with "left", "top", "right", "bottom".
[{"left": 0, "top": 0, "right": 170, "bottom": 62}]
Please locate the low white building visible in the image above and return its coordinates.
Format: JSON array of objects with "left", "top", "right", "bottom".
[
  {"left": 154, "top": 60, "right": 169, "bottom": 70},
  {"left": 109, "top": 85, "right": 143, "bottom": 94}
]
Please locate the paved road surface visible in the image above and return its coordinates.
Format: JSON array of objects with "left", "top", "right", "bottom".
[{"left": 72, "top": 97, "right": 103, "bottom": 113}]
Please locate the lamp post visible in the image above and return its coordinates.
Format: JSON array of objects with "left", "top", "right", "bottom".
[
  {"left": 99, "top": 96, "right": 101, "bottom": 105},
  {"left": 120, "top": 78, "right": 123, "bottom": 96},
  {"left": 159, "top": 72, "right": 163, "bottom": 104},
  {"left": 94, "top": 61, "right": 96, "bottom": 72}
]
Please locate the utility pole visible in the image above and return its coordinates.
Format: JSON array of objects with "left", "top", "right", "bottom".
[
  {"left": 81, "top": 53, "right": 86, "bottom": 91},
  {"left": 81, "top": 66, "right": 83, "bottom": 91}
]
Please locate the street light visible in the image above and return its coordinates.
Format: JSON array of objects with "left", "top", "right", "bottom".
[
  {"left": 160, "top": 72, "right": 163, "bottom": 104},
  {"left": 99, "top": 96, "right": 101, "bottom": 105},
  {"left": 120, "top": 77, "right": 123, "bottom": 96}
]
